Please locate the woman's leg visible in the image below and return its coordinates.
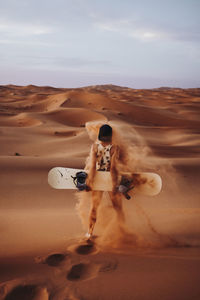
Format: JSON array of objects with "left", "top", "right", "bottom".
[
  {"left": 87, "top": 191, "right": 103, "bottom": 237},
  {"left": 109, "top": 191, "right": 125, "bottom": 223}
]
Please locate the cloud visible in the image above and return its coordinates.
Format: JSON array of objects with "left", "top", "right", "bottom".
[
  {"left": 0, "top": 20, "right": 53, "bottom": 37},
  {"left": 94, "top": 18, "right": 200, "bottom": 43},
  {"left": 95, "top": 19, "right": 168, "bottom": 42}
]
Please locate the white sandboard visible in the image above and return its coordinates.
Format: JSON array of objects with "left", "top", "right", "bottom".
[{"left": 48, "top": 167, "right": 162, "bottom": 196}]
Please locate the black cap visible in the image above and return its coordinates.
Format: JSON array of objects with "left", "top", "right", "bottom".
[{"left": 98, "top": 124, "right": 112, "bottom": 141}]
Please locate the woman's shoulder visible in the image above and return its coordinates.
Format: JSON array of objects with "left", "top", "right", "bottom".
[
  {"left": 110, "top": 144, "right": 119, "bottom": 155},
  {"left": 92, "top": 142, "right": 98, "bottom": 152}
]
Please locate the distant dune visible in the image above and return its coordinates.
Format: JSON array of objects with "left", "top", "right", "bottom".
[{"left": 0, "top": 84, "right": 200, "bottom": 300}]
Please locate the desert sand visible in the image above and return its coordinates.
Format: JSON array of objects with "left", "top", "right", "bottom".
[{"left": 0, "top": 84, "right": 200, "bottom": 300}]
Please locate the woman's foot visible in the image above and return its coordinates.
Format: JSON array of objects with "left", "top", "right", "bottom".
[{"left": 85, "top": 232, "right": 92, "bottom": 239}]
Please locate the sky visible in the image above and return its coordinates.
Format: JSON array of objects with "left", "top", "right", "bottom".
[{"left": 0, "top": 0, "right": 199, "bottom": 88}]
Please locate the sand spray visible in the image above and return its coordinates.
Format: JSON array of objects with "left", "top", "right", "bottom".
[{"left": 76, "top": 121, "right": 195, "bottom": 251}]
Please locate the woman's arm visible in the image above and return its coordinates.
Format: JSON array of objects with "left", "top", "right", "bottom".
[
  {"left": 110, "top": 145, "right": 119, "bottom": 193},
  {"left": 86, "top": 143, "right": 97, "bottom": 189}
]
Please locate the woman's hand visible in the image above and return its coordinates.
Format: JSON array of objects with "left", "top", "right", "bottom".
[
  {"left": 112, "top": 184, "right": 119, "bottom": 194},
  {"left": 86, "top": 177, "right": 93, "bottom": 191}
]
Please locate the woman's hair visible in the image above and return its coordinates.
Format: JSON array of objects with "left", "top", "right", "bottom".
[{"left": 98, "top": 124, "right": 112, "bottom": 141}]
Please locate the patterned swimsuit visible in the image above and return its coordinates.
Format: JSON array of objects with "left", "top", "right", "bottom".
[{"left": 96, "top": 142, "right": 112, "bottom": 171}]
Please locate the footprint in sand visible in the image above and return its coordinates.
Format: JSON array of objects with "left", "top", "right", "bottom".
[
  {"left": 66, "top": 257, "right": 118, "bottom": 282},
  {"left": 75, "top": 242, "right": 97, "bottom": 255},
  {"left": 66, "top": 263, "right": 100, "bottom": 281},
  {"left": 4, "top": 285, "right": 48, "bottom": 300},
  {"left": 68, "top": 239, "right": 118, "bottom": 277},
  {"left": 36, "top": 252, "right": 70, "bottom": 267},
  {"left": 71, "top": 236, "right": 99, "bottom": 255}
]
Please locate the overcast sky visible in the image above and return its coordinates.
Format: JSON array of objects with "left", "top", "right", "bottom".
[{"left": 0, "top": 0, "right": 199, "bottom": 88}]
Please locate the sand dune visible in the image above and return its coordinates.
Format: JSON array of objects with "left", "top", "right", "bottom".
[
  {"left": 0, "top": 84, "right": 200, "bottom": 300},
  {"left": 0, "top": 113, "right": 42, "bottom": 127},
  {"left": 46, "top": 108, "right": 107, "bottom": 127}
]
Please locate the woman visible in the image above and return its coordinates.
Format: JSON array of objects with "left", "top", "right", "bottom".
[{"left": 85, "top": 124, "right": 125, "bottom": 238}]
